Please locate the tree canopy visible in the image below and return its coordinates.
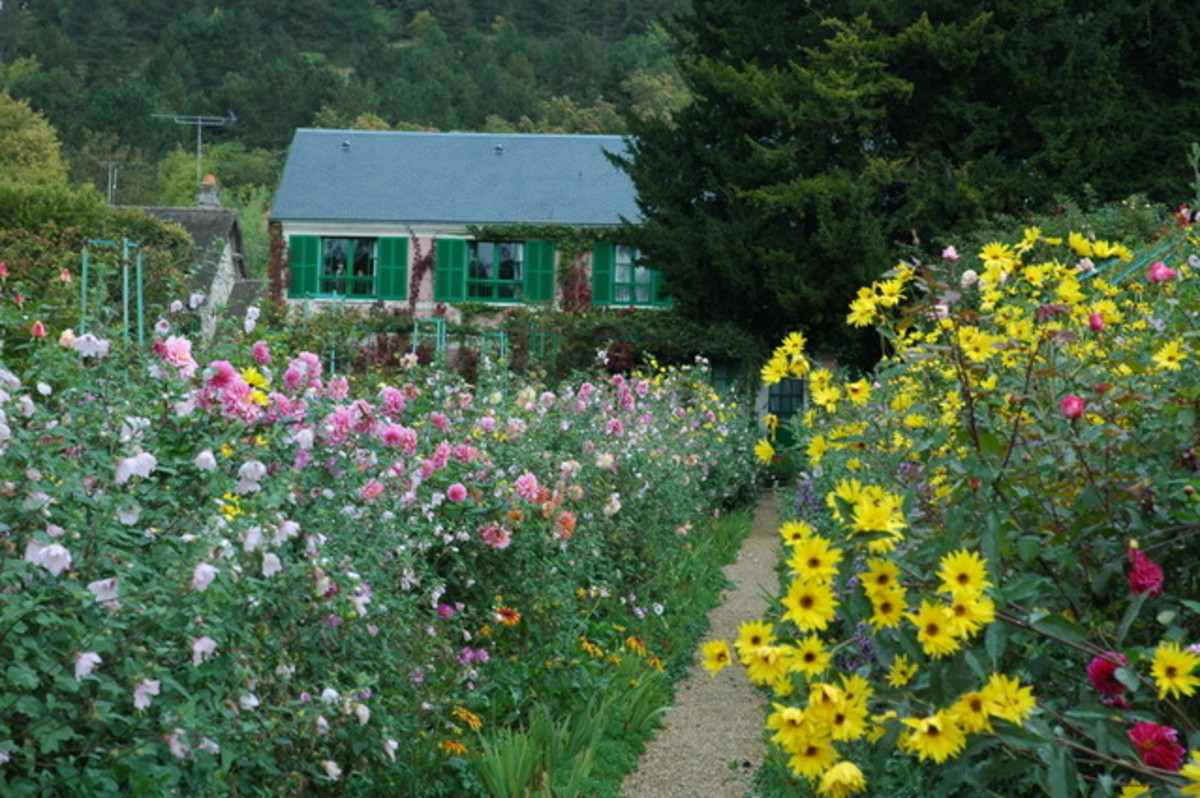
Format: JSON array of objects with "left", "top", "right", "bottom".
[
  {"left": 617, "top": 0, "right": 1200, "bottom": 363},
  {"left": 0, "top": 90, "right": 68, "bottom": 185}
]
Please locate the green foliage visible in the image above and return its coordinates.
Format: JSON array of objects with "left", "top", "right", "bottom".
[
  {"left": 0, "top": 90, "right": 68, "bottom": 185},
  {"left": 618, "top": 0, "right": 1200, "bottom": 369}
]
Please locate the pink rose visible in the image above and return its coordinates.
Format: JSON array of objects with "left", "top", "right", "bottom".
[
  {"left": 1148, "top": 260, "right": 1177, "bottom": 283},
  {"left": 1060, "top": 394, "right": 1086, "bottom": 420},
  {"left": 1127, "top": 549, "right": 1164, "bottom": 597}
]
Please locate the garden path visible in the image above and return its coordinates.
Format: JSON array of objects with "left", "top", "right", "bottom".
[{"left": 620, "top": 492, "right": 780, "bottom": 798}]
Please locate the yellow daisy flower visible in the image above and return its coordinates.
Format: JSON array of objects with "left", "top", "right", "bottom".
[
  {"left": 936, "top": 549, "right": 994, "bottom": 597},
  {"left": 781, "top": 579, "right": 840, "bottom": 633},
  {"left": 1151, "top": 339, "right": 1188, "bottom": 371},
  {"left": 981, "top": 672, "right": 1036, "bottom": 725},
  {"left": 1150, "top": 641, "right": 1200, "bottom": 700},
  {"left": 817, "top": 760, "right": 867, "bottom": 797},
  {"left": 700, "top": 640, "right": 733, "bottom": 676},
  {"left": 886, "top": 654, "right": 918, "bottom": 688},
  {"left": 786, "top": 535, "right": 844, "bottom": 584},
  {"left": 1179, "top": 749, "right": 1200, "bottom": 796},
  {"left": 735, "top": 620, "right": 777, "bottom": 660},
  {"left": 910, "top": 600, "right": 962, "bottom": 659},
  {"left": 901, "top": 711, "right": 967, "bottom": 763},
  {"left": 791, "top": 635, "right": 832, "bottom": 679},
  {"left": 779, "top": 520, "right": 815, "bottom": 544}
]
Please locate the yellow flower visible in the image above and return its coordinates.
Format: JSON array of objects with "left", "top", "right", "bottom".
[
  {"left": 786, "top": 735, "right": 839, "bottom": 780},
  {"left": 901, "top": 711, "right": 967, "bottom": 763},
  {"left": 439, "top": 739, "right": 468, "bottom": 755},
  {"left": 936, "top": 549, "right": 993, "bottom": 597},
  {"left": 981, "top": 672, "right": 1036, "bottom": 725},
  {"left": 744, "top": 644, "right": 794, "bottom": 686},
  {"left": 735, "top": 620, "right": 777, "bottom": 661},
  {"left": 1150, "top": 641, "right": 1200, "bottom": 700},
  {"left": 786, "top": 535, "right": 844, "bottom": 584},
  {"left": 790, "top": 635, "right": 832, "bottom": 679},
  {"left": 949, "top": 690, "right": 994, "bottom": 734},
  {"left": 867, "top": 588, "right": 906, "bottom": 630},
  {"left": 452, "top": 706, "right": 483, "bottom": 730},
  {"left": 1152, "top": 339, "right": 1188, "bottom": 371},
  {"left": 875, "top": 279, "right": 905, "bottom": 307},
  {"left": 1068, "top": 231, "right": 1093, "bottom": 257},
  {"left": 700, "top": 639, "right": 733, "bottom": 676},
  {"left": 886, "top": 654, "right": 918, "bottom": 687},
  {"left": 767, "top": 703, "right": 812, "bottom": 752},
  {"left": 761, "top": 357, "right": 789, "bottom": 386},
  {"left": 844, "top": 379, "right": 871, "bottom": 406},
  {"left": 779, "top": 520, "right": 815, "bottom": 544},
  {"left": 910, "top": 600, "right": 962, "bottom": 659},
  {"left": 807, "top": 435, "right": 829, "bottom": 467},
  {"left": 861, "top": 558, "right": 901, "bottom": 598},
  {"left": 946, "top": 592, "right": 995, "bottom": 638},
  {"left": 1120, "top": 780, "right": 1151, "bottom": 798},
  {"left": 781, "top": 579, "right": 840, "bottom": 633},
  {"left": 817, "top": 760, "right": 867, "bottom": 797},
  {"left": 240, "top": 366, "right": 269, "bottom": 388},
  {"left": 754, "top": 438, "right": 775, "bottom": 464},
  {"left": 1179, "top": 749, "right": 1200, "bottom": 796},
  {"left": 847, "top": 294, "right": 879, "bottom": 327}
]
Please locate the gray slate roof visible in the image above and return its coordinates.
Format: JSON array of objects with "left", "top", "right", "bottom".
[{"left": 270, "top": 129, "right": 641, "bottom": 227}]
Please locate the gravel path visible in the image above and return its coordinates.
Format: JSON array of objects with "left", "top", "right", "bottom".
[{"left": 620, "top": 493, "right": 780, "bottom": 798}]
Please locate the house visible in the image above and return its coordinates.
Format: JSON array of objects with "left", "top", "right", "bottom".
[
  {"left": 268, "top": 129, "right": 669, "bottom": 318},
  {"left": 143, "top": 175, "right": 260, "bottom": 337}
]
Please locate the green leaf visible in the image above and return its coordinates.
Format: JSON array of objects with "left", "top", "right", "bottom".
[
  {"left": 1031, "top": 613, "right": 1088, "bottom": 646},
  {"left": 985, "top": 622, "right": 1007, "bottom": 667},
  {"left": 1116, "top": 591, "right": 1150, "bottom": 645}
]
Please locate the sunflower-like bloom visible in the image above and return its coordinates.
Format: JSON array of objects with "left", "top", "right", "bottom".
[
  {"left": 781, "top": 579, "right": 840, "bottom": 632},
  {"left": 910, "top": 600, "right": 963, "bottom": 659},
  {"left": 700, "top": 639, "right": 733, "bottom": 676},
  {"left": 786, "top": 536, "right": 844, "bottom": 584},
  {"left": 817, "top": 761, "right": 867, "bottom": 797},
  {"left": 900, "top": 711, "right": 967, "bottom": 763},
  {"left": 981, "top": 672, "right": 1036, "bottom": 725},
  {"left": 936, "top": 549, "right": 994, "bottom": 597},
  {"left": 735, "top": 620, "right": 776, "bottom": 661},
  {"left": 1151, "top": 641, "right": 1200, "bottom": 700}
]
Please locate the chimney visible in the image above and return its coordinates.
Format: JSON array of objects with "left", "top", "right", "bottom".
[{"left": 198, "top": 173, "right": 221, "bottom": 208}]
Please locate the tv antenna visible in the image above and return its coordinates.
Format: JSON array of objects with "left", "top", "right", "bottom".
[{"left": 151, "top": 111, "right": 237, "bottom": 187}]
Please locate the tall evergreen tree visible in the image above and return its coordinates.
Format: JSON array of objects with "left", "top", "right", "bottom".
[{"left": 616, "top": 0, "right": 1200, "bottom": 363}]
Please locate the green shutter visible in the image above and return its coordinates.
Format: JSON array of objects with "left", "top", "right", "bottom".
[
  {"left": 377, "top": 237, "right": 409, "bottom": 300},
  {"left": 591, "top": 242, "right": 614, "bottom": 305},
  {"left": 287, "top": 235, "right": 320, "bottom": 298},
  {"left": 523, "top": 240, "right": 556, "bottom": 302},
  {"left": 434, "top": 238, "right": 467, "bottom": 301}
]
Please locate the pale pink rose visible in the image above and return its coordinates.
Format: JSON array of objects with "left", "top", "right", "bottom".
[
  {"left": 74, "top": 652, "right": 102, "bottom": 680},
  {"left": 1061, "top": 394, "right": 1086, "bottom": 420},
  {"left": 24, "top": 540, "right": 72, "bottom": 576},
  {"left": 115, "top": 451, "right": 157, "bottom": 484},
  {"left": 360, "top": 480, "right": 385, "bottom": 502},
  {"left": 478, "top": 523, "right": 511, "bottom": 550},
  {"left": 192, "top": 562, "right": 218, "bottom": 592},
  {"left": 191, "top": 636, "right": 218, "bottom": 666},
  {"left": 87, "top": 577, "right": 119, "bottom": 605},
  {"left": 133, "top": 679, "right": 161, "bottom": 710},
  {"left": 942, "top": 245, "right": 960, "bottom": 260},
  {"left": 194, "top": 450, "right": 217, "bottom": 471},
  {"left": 161, "top": 336, "right": 198, "bottom": 378},
  {"left": 1148, "top": 260, "right": 1177, "bottom": 283}
]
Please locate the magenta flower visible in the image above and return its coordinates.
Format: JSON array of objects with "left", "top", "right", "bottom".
[
  {"left": 1148, "top": 260, "right": 1177, "bottom": 283},
  {"left": 1087, "top": 313, "right": 1105, "bottom": 332},
  {"left": 360, "top": 480, "right": 385, "bottom": 502},
  {"left": 1086, "top": 651, "right": 1127, "bottom": 695},
  {"left": 1128, "top": 722, "right": 1185, "bottom": 770},
  {"left": 251, "top": 340, "right": 271, "bottom": 364},
  {"left": 514, "top": 472, "right": 540, "bottom": 501},
  {"left": 1060, "top": 394, "right": 1086, "bottom": 420},
  {"left": 446, "top": 483, "right": 468, "bottom": 503},
  {"left": 1127, "top": 548, "right": 1164, "bottom": 597}
]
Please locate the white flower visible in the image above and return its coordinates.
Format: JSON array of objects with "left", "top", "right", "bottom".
[
  {"left": 195, "top": 738, "right": 220, "bottom": 755},
  {"left": 166, "top": 728, "right": 189, "bottom": 759},
  {"left": 154, "top": 318, "right": 171, "bottom": 336},
  {"left": 274, "top": 519, "right": 300, "bottom": 544},
  {"left": 191, "top": 636, "right": 218, "bottom": 666},
  {"left": 36, "top": 382, "right": 51, "bottom": 396},
  {"left": 315, "top": 716, "right": 330, "bottom": 735},
  {"left": 959, "top": 269, "right": 978, "bottom": 288},
  {"left": 194, "top": 450, "right": 217, "bottom": 471},
  {"left": 170, "top": 299, "right": 184, "bottom": 313},
  {"left": 24, "top": 539, "right": 72, "bottom": 576},
  {"left": 188, "top": 292, "right": 206, "bottom": 310},
  {"left": 115, "top": 451, "right": 157, "bottom": 484},
  {"left": 322, "top": 761, "right": 341, "bottom": 781},
  {"left": 117, "top": 502, "right": 141, "bottom": 525},
  {"left": 133, "top": 679, "right": 161, "bottom": 710},
  {"left": 239, "top": 693, "right": 260, "bottom": 711},
  {"left": 87, "top": 577, "right": 119, "bottom": 605},
  {"left": 320, "top": 688, "right": 340, "bottom": 704},
  {"left": 73, "top": 333, "right": 110, "bottom": 358},
  {"left": 191, "top": 562, "right": 218, "bottom": 592},
  {"left": 262, "top": 552, "right": 283, "bottom": 577},
  {"left": 74, "top": 652, "right": 102, "bottom": 680},
  {"left": 383, "top": 738, "right": 399, "bottom": 762},
  {"left": 352, "top": 702, "right": 370, "bottom": 725}
]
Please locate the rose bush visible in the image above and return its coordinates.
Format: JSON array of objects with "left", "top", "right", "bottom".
[{"left": 0, "top": 314, "right": 757, "bottom": 795}]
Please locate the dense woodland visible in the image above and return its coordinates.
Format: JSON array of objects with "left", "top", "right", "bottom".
[{"left": 0, "top": 0, "right": 687, "bottom": 206}]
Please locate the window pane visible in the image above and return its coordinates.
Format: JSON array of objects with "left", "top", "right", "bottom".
[
  {"left": 615, "top": 285, "right": 630, "bottom": 302},
  {"left": 615, "top": 264, "right": 631, "bottom": 283}
]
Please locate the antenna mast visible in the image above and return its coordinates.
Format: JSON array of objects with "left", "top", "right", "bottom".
[{"left": 151, "top": 112, "right": 237, "bottom": 187}]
